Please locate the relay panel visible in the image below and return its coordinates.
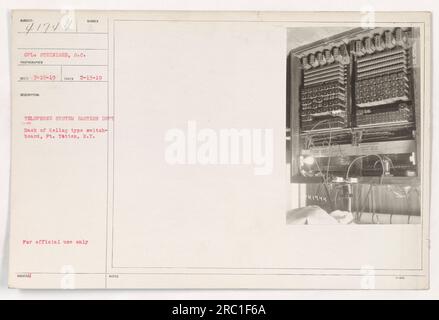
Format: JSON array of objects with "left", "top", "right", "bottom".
[{"left": 289, "top": 27, "right": 420, "bottom": 182}]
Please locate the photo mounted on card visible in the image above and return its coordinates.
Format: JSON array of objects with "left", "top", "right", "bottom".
[
  {"left": 8, "top": 10, "right": 431, "bottom": 289},
  {"left": 287, "top": 26, "right": 422, "bottom": 225}
]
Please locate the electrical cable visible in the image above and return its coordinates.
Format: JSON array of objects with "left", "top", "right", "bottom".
[{"left": 346, "top": 154, "right": 385, "bottom": 181}]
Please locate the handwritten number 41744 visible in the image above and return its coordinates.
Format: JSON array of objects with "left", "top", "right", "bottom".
[{"left": 24, "top": 19, "right": 74, "bottom": 34}]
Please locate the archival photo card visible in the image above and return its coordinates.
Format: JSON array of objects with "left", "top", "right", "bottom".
[{"left": 8, "top": 10, "right": 431, "bottom": 289}]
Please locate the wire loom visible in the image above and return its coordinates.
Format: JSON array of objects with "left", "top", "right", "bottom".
[{"left": 293, "top": 27, "right": 420, "bottom": 221}]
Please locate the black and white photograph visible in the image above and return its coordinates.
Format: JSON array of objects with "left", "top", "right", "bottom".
[{"left": 286, "top": 26, "right": 423, "bottom": 225}]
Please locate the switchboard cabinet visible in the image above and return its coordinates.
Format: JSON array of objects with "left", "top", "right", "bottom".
[{"left": 288, "top": 27, "right": 421, "bottom": 186}]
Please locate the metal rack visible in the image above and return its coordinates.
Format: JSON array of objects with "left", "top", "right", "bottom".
[{"left": 288, "top": 27, "right": 421, "bottom": 186}]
